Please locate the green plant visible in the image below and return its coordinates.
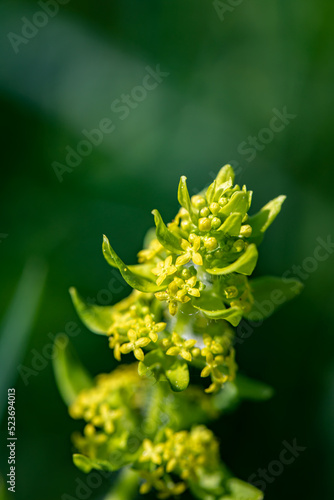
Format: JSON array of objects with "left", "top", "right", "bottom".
[{"left": 54, "top": 165, "right": 302, "bottom": 499}]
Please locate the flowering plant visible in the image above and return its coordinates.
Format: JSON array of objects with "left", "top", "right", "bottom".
[{"left": 54, "top": 165, "right": 302, "bottom": 499}]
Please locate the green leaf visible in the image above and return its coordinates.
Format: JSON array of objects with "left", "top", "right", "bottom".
[
  {"left": 102, "top": 234, "right": 118, "bottom": 268},
  {"left": 214, "top": 179, "right": 234, "bottom": 201},
  {"left": 73, "top": 454, "right": 115, "bottom": 473},
  {"left": 194, "top": 302, "right": 242, "bottom": 327},
  {"left": 152, "top": 209, "right": 182, "bottom": 253},
  {"left": 102, "top": 235, "right": 165, "bottom": 292},
  {"left": 216, "top": 164, "right": 235, "bottom": 186},
  {"left": 207, "top": 244, "right": 258, "bottom": 276},
  {"left": 248, "top": 195, "right": 286, "bottom": 244},
  {"left": 139, "top": 349, "right": 189, "bottom": 392},
  {"left": 212, "top": 382, "right": 239, "bottom": 412},
  {"left": 206, "top": 179, "right": 217, "bottom": 204},
  {"left": 217, "top": 213, "right": 243, "bottom": 236},
  {"left": 222, "top": 478, "right": 264, "bottom": 500},
  {"left": 192, "top": 291, "right": 243, "bottom": 326},
  {"left": 245, "top": 276, "right": 303, "bottom": 321},
  {"left": 103, "top": 469, "right": 139, "bottom": 500},
  {"left": 142, "top": 227, "right": 156, "bottom": 249},
  {"left": 70, "top": 287, "right": 113, "bottom": 335},
  {"left": 53, "top": 337, "right": 93, "bottom": 406},
  {"left": 165, "top": 358, "right": 190, "bottom": 392},
  {"left": 235, "top": 374, "right": 274, "bottom": 401},
  {"left": 219, "top": 192, "right": 250, "bottom": 217},
  {"left": 178, "top": 176, "right": 197, "bottom": 223},
  {"left": 138, "top": 349, "right": 165, "bottom": 380}
]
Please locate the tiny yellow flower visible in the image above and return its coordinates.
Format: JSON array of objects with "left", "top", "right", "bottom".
[
  {"left": 120, "top": 329, "right": 151, "bottom": 361},
  {"left": 139, "top": 467, "right": 165, "bottom": 495},
  {"left": 151, "top": 255, "right": 177, "bottom": 286},
  {"left": 166, "top": 332, "right": 197, "bottom": 362},
  {"left": 174, "top": 276, "right": 201, "bottom": 299},
  {"left": 140, "top": 439, "right": 163, "bottom": 465},
  {"left": 155, "top": 280, "right": 191, "bottom": 316},
  {"left": 176, "top": 236, "right": 203, "bottom": 266}
]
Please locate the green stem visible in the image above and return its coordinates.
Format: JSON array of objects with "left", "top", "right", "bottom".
[{"left": 104, "top": 468, "right": 139, "bottom": 500}]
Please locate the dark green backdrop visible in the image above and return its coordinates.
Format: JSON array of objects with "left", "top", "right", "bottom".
[{"left": 0, "top": 1, "right": 333, "bottom": 499}]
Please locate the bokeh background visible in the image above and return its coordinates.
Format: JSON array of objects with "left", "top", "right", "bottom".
[{"left": 1, "top": 1, "right": 334, "bottom": 499}]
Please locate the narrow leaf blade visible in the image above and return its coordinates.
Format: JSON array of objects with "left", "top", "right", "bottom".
[
  {"left": 152, "top": 209, "right": 182, "bottom": 253},
  {"left": 207, "top": 244, "right": 258, "bottom": 276},
  {"left": 69, "top": 287, "right": 113, "bottom": 335},
  {"left": 53, "top": 337, "right": 93, "bottom": 406}
]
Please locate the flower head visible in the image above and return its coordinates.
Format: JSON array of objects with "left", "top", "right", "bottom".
[{"left": 151, "top": 255, "right": 177, "bottom": 286}]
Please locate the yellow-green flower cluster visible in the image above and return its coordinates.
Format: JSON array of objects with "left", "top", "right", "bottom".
[
  {"left": 162, "top": 331, "right": 236, "bottom": 393},
  {"left": 63, "top": 165, "right": 301, "bottom": 500},
  {"left": 70, "top": 165, "right": 289, "bottom": 394},
  {"left": 138, "top": 426, "right": 220, "bottom": 498},
  {"left": 69, "top": 365, "right": 146, "bottom": 457},
  {"left": 107, "top": 291, "right": 166, "bottom": 361}
]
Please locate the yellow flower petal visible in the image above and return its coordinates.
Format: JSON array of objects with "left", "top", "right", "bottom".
[
  {"left": 180, "top": 350, "right": 192, "bottom": 362},
  {"left": 134, "top": 348, "right": 145, "bottom": 361},
  {"left": 175, "top": 253, "right": 191, "bottom": 266},
  {"left": 192, "top": 252, "right": 203, "bottom": 265},
  {"left": 201, "top": 366, "right": 211, "bottom": 378},
  {"left": 166, "top": 347, "right": 180, "bottom": 356}
]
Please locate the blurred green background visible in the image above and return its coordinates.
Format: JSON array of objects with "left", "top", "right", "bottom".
[{"left": 0, "top": 1, "right": 333, "bottom": 499}]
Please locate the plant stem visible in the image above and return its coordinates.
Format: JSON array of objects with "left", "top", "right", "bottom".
[{"left": 104, "top": 468, "right": 139, "bottom": 500}]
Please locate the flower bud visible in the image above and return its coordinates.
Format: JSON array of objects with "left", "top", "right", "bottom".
[
  {"left": 209, "top": 202, "right": 220, "bottom": 215},
  {"left": 224, "top": 286, "right": 238, "bottom": 299},
  {"left": 192, "top": 347, "right": 201, "bottom": 357},
  {"left": 211, "top": 217, "right": 221, "bottom": 229},
  {"left": 198, "top": 218, "right": 212, "bottom": 231},
  {"left": 181, "top": 220, "right": 191, "bottom": 231},
  {"left": 218, "top": 197, "right": 227, "bottom": 206},
  {"left": 204, "top": 237, "right": 218, "bottom": 251},
  {"left": 191, "top": 195, "right": 206, "bottom": 209},
  {"left": 200, "top": 207, "right": 210, "bottom": 217},
  {"left": 233, "top": 240, "right": 245, "bottom": 252},
  {"left": 240, "top": 224, "right": 252, "bottom": 237}
]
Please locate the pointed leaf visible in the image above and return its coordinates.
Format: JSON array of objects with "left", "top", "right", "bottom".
[
  {"left": 138, "top": 349, "right": 165, "bottom": 381},
  {"left": 212, "top": 382, "right": 239, "bottom": 412},
  {"left": 152, "top": 209, "right": 182, "bottom": 253},
  {"left": 192, "top": 291, "right": 243, "bottom": 326},
  {"left": 198, "top": 306, "right": 243, "bottom": 327},
  {"left": 219, "top": 192, "right": 250, "bottom": 217},
  {"left": 165, "top": 358, "right": 190, "bottom": 392},
  {"left": 248, "top": 195, "right": 286, "bottom": 244},
  {"left": 222, "top": 478, "right": 263, "bottom": 500},
  {"left": 53, "top": 337, "right": 93, "bottom": 406},
  {"left": 73, "top": 454, "right": 116, "bottom": 473},
  {"left": 216, "top": 164, "right": 235, "bottom": 186},
  {"left": 102, "top": 234, "right": 117, "bottom": 268},
  {"left": 207, "top": 244, "right": 258, "bottom": 276},
  {"left": 235, "top": 374, "right": 274, "bottom": 401},
  {"left": 69, "top": 288, "right": 113, "bottom": 335},
  {"left": 193, "top": 298, "right": 242, "bottom": 327},
  {"left": 245, "top": 276, "right": 303, "bottom": 321},
  {"left": 178, "top": 176, "right": 197, "bottom": 223},
  {"left": 217, "top": 213, "right": 243, "bottom": 236},
  {"left": 102, "top": 235, "right": 165, "bottom": 292},
  {"left": 206, "top": 180, "right": 217, "bottom": 204},
  {"left": 143, "top": 227, "right": 156, "bottom": 249},
  {"left": 214, "top": 179, "right": 234, "bottom": 201}
]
